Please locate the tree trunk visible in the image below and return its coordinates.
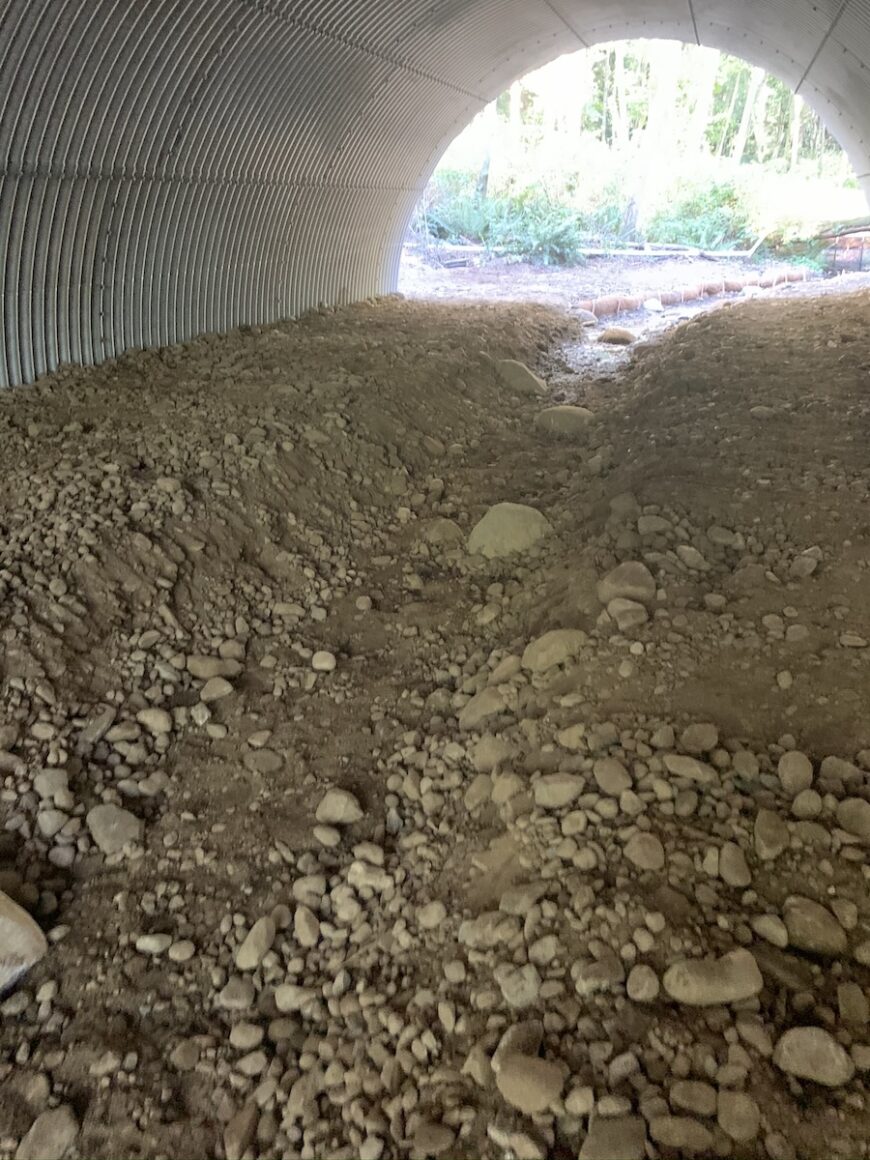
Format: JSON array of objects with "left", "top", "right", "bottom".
[
  {"left": 685, "top": 46, "right": 717, "bottom": 153},
  {"left": 789, "top": 93, "right": 803, "bottom": 169},
  {"left": 731, "top": 66, "right": 764, "bottom": 162},
  {"left": 634, "top": 40, "right": 683, "bottom": 234},
  {"left": 602, "top": 51, "right": 612, "bottom": 143},
  {"left": 612, "top": 46, "right": 629, "bottom": 146},
  {"left": 750, "top": 76, "right": 770, "bottom": 162},
  {"left": 716, "top": 73, "right": 741, "bottom": 157}
]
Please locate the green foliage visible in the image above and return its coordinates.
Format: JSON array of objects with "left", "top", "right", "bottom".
[
  {"left": 646, "top": 180, "right": 754, "bottom": 249},
  {"left": 490, "top": 189, "right": 586, "bottom": 265},
  {"left": 411, "top": 172, "right": 588, "bottom": 265}
]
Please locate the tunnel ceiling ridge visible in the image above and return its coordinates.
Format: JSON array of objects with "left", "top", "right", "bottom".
[{"left": 2, "top": 0, "right": 870, "bottom": 386}]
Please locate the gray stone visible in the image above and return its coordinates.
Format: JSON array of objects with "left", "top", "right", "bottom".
[
  {"left": 224, "top": 1102, "right": 258, "bottom": 1160},
  {"left": 137, "top": 707, "right": 172, "bottom": 735},
  {"left": 534, "top": 773, "right": 585, "bottom": 809},
  {"left": 593, "top": 757, "right": 632, "bottom": 796},
  {"left": 638, "top": 514, "right": 671, "bottom": 535},
  {"left": 497, "top": 359, "right": 547, "bottom": 396},
  {"left": 778, "top": 751, "right": 813, "bottom": 796},
  {"left": 717, "top": 1091, "right": 760, "bottom": 1142},
  {"left": 33, "top": 769, "right": 68, "bottom": 800},
  {"left": 15, "top": 1106, "right": 78, "bottom": 1160},
  {"left": 200, "top": 676, "right": 234, "bottom": 702},
  {"left": 521, "top": 629, "right": 586, "bottom": 673},
  {"left": 670, "top": 1081, "right": 716, "bottom": 1117},
  {"left": 662, "top": 948, "right": 762, "bottom": 1006},
  {"left": 783, "top": 896, "right": 847, "bottom": 956},
  {"left": 494, "top": 962, "right": 541, "bottom": 1008},
  {"left": 649, "top": 1116, "right": 713, "bottom": 1154},
  {"left": 773, "top": 1026, "right": 855, "bottom": 1086},
  {"left": 496, "top": 1052, "right": 565, "bottom": 1114},
  {"left": 467, "top": 502, "right": 552, "bottom": 559},
  {"left": 754, "top": 808, "right": 788, "bottom": 860},
  {"left": 579, "top": 1116, "right": 646, "bottom": 1160},
  {"left": 421, "top": 517, "right": 464, "bottom": 546},
  {"left": 417, "top": 901, "right": 447, "bottom": 929},
  {"left": 719, "top": 841, "right": 751, "bottom": 887},
  {"left": 662, "top": 754, "right": 717, "bottom": 785},
  {"left": 459, "top": 687, "right": 507, "bottom": 731},
  {"left": 837, "top": 797, "right": 870, "bottom": 839},
  {"left": 597, "top": 561, "right": 656, "bottom": 606},
  {"left": 607, "top": 598, "right": 648, "bottom": 632},
  {"left": 599, "top": 326, "right": 636, "bottom": 345},
  {"left": 680, "top": 723, "right": 718, "bottom": 754},
  {"left": 413, "top": 1122, "right": 454, "bottom": 1157},
  {"left": 236, "top": 916, "right": 276, "bottom": 970},
  {"left": 534, "top": 405, "right": 595, "bottom": 438},
  {"left": 315, "top": 788, "right": 363, "bottom": 825},
  {"left": 86, "top": 803, "right": 143, "bottom": 854},
  {"left": 624, "top": 832, "right": 665, "bottom": 871},
  {"left": 626, "top": 964, "right": 659, "bottom": 1003}
]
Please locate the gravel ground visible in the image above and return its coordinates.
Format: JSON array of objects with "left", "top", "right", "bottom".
[{"left": 1, "top": 290, "right": 870, "bottom": 1160}]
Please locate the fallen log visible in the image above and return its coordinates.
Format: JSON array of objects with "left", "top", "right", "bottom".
[{"left": 574, "top": 267, "right": 808, "bottom": 319}]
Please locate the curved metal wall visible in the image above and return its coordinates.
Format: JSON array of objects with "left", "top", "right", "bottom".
[{"left": 1, "top": 0, "right": 870, "bottom": 387}]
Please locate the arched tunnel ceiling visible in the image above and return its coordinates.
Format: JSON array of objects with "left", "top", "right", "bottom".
[{"left": 1, "top": 0, "right": 869, "bottom": 387}]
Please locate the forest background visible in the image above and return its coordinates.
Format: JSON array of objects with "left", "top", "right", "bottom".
[{"left": 409, "top": 41, "right": 867, "bottom": 266}]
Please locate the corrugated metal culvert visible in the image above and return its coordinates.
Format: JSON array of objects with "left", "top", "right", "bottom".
[{"left": 1, "top": 0, "right": 869, "bottom": 387}]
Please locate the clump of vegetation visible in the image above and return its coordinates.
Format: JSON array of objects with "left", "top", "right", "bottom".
[
  {"left": 646, "top": 180, "right": 754, "bottom": 249},
  {"left": 413, "top": 176, "right": 587, "bottom": 265}
]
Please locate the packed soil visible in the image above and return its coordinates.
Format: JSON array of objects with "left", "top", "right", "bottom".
[{"left": 1, "top": 287, "right": 870, "bottom": 1160}]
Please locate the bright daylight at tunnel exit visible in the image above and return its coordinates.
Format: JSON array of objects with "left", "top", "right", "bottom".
[{"left": 2, "top": 3, "right": 870, "bottom": 1160}]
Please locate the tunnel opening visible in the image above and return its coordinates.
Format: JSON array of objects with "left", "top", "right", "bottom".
[
  {"left": 4, "top": 7, "right": 870, "bottom": 1156},
  {"left": 400, "top": 38, "right": 869, "bottom": 319}
]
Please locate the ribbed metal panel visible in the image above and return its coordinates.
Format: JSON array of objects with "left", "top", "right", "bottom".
[{"left": 1, "top": 0, "right": 870, "bottom": 386}]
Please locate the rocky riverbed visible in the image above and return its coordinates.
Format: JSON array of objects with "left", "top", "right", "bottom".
[{"left": 1, "top": 292, "right": 869, "bottom": 1159}]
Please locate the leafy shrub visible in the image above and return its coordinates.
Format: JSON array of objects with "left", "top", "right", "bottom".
[
  {"left": 646, "top": 180, "right": 754, "bottom": 249},
  {"left": 488, "top": 188, "right": 586, "bottom": 265},
  {"left": 411, "top": 173, "right": 587, "bottom": 265}
]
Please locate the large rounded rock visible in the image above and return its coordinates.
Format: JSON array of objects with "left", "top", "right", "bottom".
[
  {"left": 14, "top": 1106, "right": 78, "bottom": 1160},
  {"left": 717, "top": 1092, "right": 760, "bottom": 1143},
  {"left": 495, "top": 1052, "right": 565, "bottom": 1114},
  {"left": 235, "top": 916, "right": 277, "bottom": 971},
  {"left": 773, "top": 1026, "right": 855, "bottom": 1087},
  {"left": 754, "top": 808, "right": 788, "bottom": 860},
  {"left": 593, "top": 757, "right": 632, "bottom": 796},
  {"left": 496, "top": 359, "right": 547, "bottom": 396},
  {"left": 596, "top": 561, "right": 656, "bottom": 606},
  {"left": 778, "top": 751, "right": 813, "bottom": 796},
  {"left": 599, "top": 326, "right": 636, "bottom": 345},
  {"left": 521, "top": 629, "right": 586, "bottom": 673},
  {"left": 1, "top": 890, "right": 47, "bottom": 995},
  {"left": 458, "top": 687, "right": 508, "bottom": 732},
  {"left": 624, "top": 832, "right": 665, "bottom": 871},
  {"left": 663, "top": 949, "right": 762, "bottom": 1006},
  {"left": 649, "top": 1116, "right": 713, "bottom": 1154},
  {"left": 86, "top": 803, "right": 143, "bottom": 855},
  {"left": 837, "top": 797, "right": 870, "bottom": 839},
  {"left": 468, "top": 503, "right": 552, "bottom": 559},
  {"left": 420, "top": 517, "right": 464, "bottom": 547},
  {"left": 579, "top": 1116, "right": 646, "bottom": 1160},
  {"left": 315, "top": 789, "right": 363, "bottom": 826},
  {"left": 534, "top": 405, "right": 595, "bottom": 439},
  {"left": 783, "top": 895, "right": 847, "bottom": 956}
]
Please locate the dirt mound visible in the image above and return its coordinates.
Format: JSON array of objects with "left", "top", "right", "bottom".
[{"left": 1, "top": 292, "right": 869, "bottom": 1160}]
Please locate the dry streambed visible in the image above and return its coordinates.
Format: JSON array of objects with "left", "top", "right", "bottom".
[{"left": 1, "top": 294, "right": 870, "bottom": 1160}]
